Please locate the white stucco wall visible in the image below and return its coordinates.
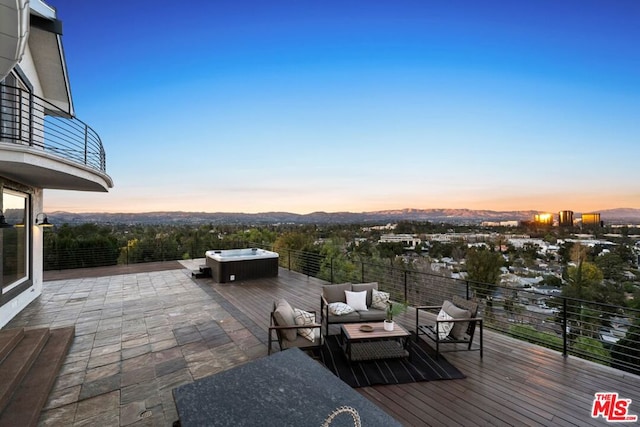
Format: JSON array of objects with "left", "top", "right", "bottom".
[{"left": 16, "top": 43, "right": 44, "bottom": 95}]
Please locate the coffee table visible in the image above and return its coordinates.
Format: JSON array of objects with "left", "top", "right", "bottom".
[{"left": 340, "top": 322, "right": 411, "bottom": 363}]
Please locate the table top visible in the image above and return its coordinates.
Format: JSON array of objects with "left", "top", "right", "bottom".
[
  {"left": 341, "top": 322, "right": 410, "bottom": 340},
  {"left": 172, "top": 347, "right": 402, "bottom": 427}
]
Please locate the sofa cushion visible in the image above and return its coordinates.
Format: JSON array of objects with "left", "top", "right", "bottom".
[
  {"left": 442, "top": 300, "right": 470, "bottom": 340},
  {"left": 273, "top": 299, "right": 297, "bottom": 341},
  {"left": 327, "top": 311, "right": 361, "bottom": 323},
  {"left": 371, "top": 289, "right": 390, "bottom": 310},
  {"left": 345, "top": 290, "right": 368, "bottom": 311},
  {"left": 293, "top": 308, "right": 316, "bottom": 342},
  {"left": 351, "top": 282, "right": 378, "bottom": 307},
  {"left": 322, "top": 283, "right": 351, "bottom": 304},
  {"left": 358, "top": 308, "right": 387, "bottom": 322},
  {"left": 328, "top": 302, "right": 355, "bottom": 316}
]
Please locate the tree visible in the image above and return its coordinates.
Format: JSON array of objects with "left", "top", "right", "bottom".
[
  {"left": 594, "top": 253, "right": 626, "bottom": 282},
  {"left": 563, "top": 261, "right": 604, "bottom": 301},
  {"left": 378, "top": 242, "right": 404, "bottom": 263},
  {"left": 465, "top": 247, "right": 503, "bottom": 300},
  {"left": 610, "top": 319, "right": 640, "bottom": 375}
]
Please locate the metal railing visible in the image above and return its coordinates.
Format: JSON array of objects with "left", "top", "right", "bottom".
[
  {"left": 0, "top": 84, "right": 106, "bottom": 172},
  {"left": 275, "top": 246, "right": 639, "bottom": 376},
  {"left": 42, "top": 242, "right": 640, "bottom": 375}
]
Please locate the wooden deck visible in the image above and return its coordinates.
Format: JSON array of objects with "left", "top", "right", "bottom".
[{"left": 208, "top": 267, "right": 640, "bottom": 427}]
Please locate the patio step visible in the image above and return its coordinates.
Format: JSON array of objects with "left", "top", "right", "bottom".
[
  {"left": 0, "top": 328, "right": 24, "bottom": 363},
  {"left": 192, "top": 265, "right": 211, "bottom": 278},
  {"left": 0, "top": 326, "right": 75, "bottom": 427}
]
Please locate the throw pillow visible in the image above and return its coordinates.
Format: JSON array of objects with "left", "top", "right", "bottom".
[
  {"left": 328, "top": 302, "right": 355, "bottom": 316},
  {"left": 371, "top": 289, "right": 390, "bottom": 310},
  {"left": 345, "top": 290, "right": 368, "bottom": 311},
  {"left": 293, "top": 308, "right": 315, "bottom": 342},
  {"left": 436, "top": 309, "right": 454, "bottom": 340},
  {"left": 442, "top": 300, "right": 471, "bottom": 340}
]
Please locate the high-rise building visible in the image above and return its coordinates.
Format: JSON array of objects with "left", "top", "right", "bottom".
[
  {"left": 582, "top": 213, "right": 601, "bottom": 227},
  {"left": 558, "top": 210, "right": 574, "bottom": 227},
  {"left": 534, "top": 213, "right": 554, "bottom": 226}
]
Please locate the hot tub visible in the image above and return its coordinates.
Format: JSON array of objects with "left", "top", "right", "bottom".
[{"left": 205, "top": 248, "right": 279, "bottom": 283}]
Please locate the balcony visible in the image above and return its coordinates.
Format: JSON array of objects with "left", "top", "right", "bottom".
[
  {"left": 0, "top": 85, "right": 112, "bottom": 191},
  {"left": 4, "top": 259, "right": 639, "bottom": 425}
]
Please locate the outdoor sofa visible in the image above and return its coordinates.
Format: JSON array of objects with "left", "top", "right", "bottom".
[{"left": 320, "top": 282, "right": 388, "bottom": 336}]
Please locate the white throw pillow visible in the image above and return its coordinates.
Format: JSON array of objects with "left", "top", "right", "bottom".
[
  {"left": 436, "top": 309, "right": 454, "bottom": 340},
  {"left": 371, "top": 289, "right": 390, "bottom": 310},
  {"left": 293, "top": 308, "right": 315, "bottom": 342},
  {"left": 345, "top": 290, "right": 368, "bottom": 311},
  {"left": 328, "top": 302, "right": 355, "bottom": 316}
]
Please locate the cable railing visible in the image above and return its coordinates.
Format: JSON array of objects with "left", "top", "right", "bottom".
[
  {"left": 274, "top": 246, "right": 639, "bottom": 375},
  {"left": 0, "top": 84, "right": 106, "bottom": 172},
  {"left": 42, "top": 242, "right": 639, "bottom": 375}
]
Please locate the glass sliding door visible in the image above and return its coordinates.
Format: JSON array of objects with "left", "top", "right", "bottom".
[{"left": 1, "top": 189, "right": 28, "bottom": 293}]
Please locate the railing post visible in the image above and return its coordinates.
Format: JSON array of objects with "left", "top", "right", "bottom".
[
  {"left": 330, "top": 257, "right": 334, "bottom": 284},
  {"left": 403, "top": 271, "right": 408, "bottom": 304},
  {"left": 288, "top": 249, "right": 291, "bottom": 270},
  {"left": 466, "top": 281, "right": 470, "bottom": 300},
  {"left": 361, "top": 261, "right": 364, "bottom": 283},
  {"left": 562, "top": 298, "right": 568, "bottom": 357}
]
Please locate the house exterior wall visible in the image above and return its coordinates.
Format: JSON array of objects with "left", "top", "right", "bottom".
[{"left": 0, "top": 1, "right": 111, "bottom": 328}]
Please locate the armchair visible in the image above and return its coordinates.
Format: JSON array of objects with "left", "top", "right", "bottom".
[
  {"left": 415, "top": 295, "right": 483, "bottom": 359},
  {"left": 268, "top": 299, "right": 322, "bottom": 355}
]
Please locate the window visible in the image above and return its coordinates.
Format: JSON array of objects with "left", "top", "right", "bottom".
[{"left": 1, "top": 189, "right": 28, "bottom": 292}]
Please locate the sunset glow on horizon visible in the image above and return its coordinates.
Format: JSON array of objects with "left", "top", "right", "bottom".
[{"left": 43, "top": 0, "right": 640, "bottom": 215}]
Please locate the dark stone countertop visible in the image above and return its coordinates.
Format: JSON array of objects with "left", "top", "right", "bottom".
[{"left": 172, "top": 348, "right": 402, "bottom": 427}]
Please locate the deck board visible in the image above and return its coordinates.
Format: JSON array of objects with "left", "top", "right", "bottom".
[{"left": 207, "top": 267, "right": 640, "bottom": 427}]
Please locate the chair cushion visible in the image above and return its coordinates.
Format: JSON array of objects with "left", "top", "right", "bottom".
[
  {"left": 345, "top": 290, "right": 368, "bottom": 311},
  {"left": 322, "top": 283, "right": 351, "bottom": 304},
  {"left": 328, "top": 302, "right": 355, "bottom": 316},
  {"left": 281, "top": 334, "right": 319, "bottom": 350},
  {"left": 371, "top": 289, "right": 390, "bottom": 310},
  {"left": 352, "top": 282, "right": 378, "bottom": 307},
  {"left": 293, "top": 308, "right": 315, "bottom": 342},
  {"left": 436, "top": 309, "right": 454, "bottom": 340},
  {"left": 442, "top": 300, "right": 470, "bottom": 340},
  {"left": 273, "top": 299, "right": 297, "bottom": 341}
]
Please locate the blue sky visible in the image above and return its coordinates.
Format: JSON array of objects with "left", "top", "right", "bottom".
[{"left": 44, "top": 0, "right": 640, "bottom": 214}]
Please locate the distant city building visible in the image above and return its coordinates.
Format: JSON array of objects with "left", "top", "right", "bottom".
[
  {"left": 378, "top": 234, "right": 421, "bottom": 249},
  {"left": 558, "top": 210, "right": 574, "bottom": 227},
  {"left": 362, "top": 223, "right": 396, "bottom": 231},
  {"left": 534, "top": 213, "right": 553, "bottom": 226},
  {"left": 582, "top": 213, "right": 602, "bottom": 227},
  {"left": 481, "top": 220, "right": 519, "bottom": 227}
]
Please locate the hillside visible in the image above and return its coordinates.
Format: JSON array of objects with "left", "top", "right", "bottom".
[{"left": 44, "top": 208, "right": 640, "bottom": 226}]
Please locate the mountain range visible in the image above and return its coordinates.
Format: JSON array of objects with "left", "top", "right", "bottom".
[{"left": 45, "top": 208, "right": 640, "bottom": 226}]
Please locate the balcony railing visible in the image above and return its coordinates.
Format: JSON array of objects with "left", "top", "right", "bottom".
[
  {"left": 0, "top": 85, "right": 106, "bottom": 172},
  {"left": 42, "top": 241, "right": 640, "bottom": 376}
]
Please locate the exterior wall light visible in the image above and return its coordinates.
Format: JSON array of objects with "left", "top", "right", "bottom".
[
  {"left": 0, "top": 211, "right": 13, "bottom": 228},
  {"left": 35, "top": 213, "right": 54, "bottom": 227}
]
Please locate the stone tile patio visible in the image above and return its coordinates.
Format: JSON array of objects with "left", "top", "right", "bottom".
[{"left": 7, "top": 261, "right": 265, "bottom": 426}]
